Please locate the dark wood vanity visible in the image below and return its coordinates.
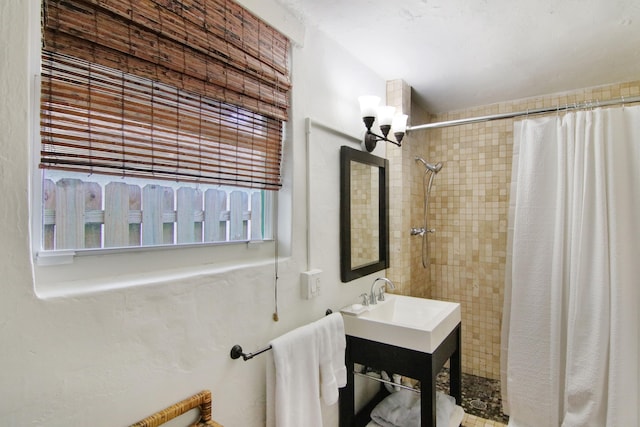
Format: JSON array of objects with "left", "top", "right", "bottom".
[{"left": 339, "top": 324, "right": 462, "bottom": 427}]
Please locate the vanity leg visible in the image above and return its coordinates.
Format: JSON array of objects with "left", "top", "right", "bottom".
[
  {"left": 420, "top": 367, "right": 437, "bottom": 427},
  {"left": 339, "top": 338, "right": 355, "bottom": 427},
  {"left": 450, "top": 326, "right": 462, "bottom": 405}
]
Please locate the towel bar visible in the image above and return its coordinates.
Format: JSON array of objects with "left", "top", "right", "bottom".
[
  {"left": 230, "top": 309, "right": 333, "bottom": 362},
  {"left": 230, "top": 343, "right": 272, "bottom": 361},
  {"left": 354, "top": 371, "right": 421, "bottom": 394}
]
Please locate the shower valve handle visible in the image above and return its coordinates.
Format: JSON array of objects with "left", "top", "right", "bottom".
[{"left": 410, "top": 227, "right": 436, "bottom": 236}]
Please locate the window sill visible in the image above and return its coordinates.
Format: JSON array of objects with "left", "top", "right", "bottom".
[{"left": 32, "top": 240, "right": 277, "bottom": 299}]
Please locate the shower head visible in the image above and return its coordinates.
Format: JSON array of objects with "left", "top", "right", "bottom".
[
  {"left": 429, "top": 162, "right": 443, "bottom": 173},
  {"left": 415, "top": 157, "right": 443, "bottom": 173}
]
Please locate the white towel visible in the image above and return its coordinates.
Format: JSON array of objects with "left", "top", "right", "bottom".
[
  {"left": 370, "top": 389, "right": 421, "bottom": 427},
  {"left": 368, "top": 404, "right": 464, "bottom": 427},
  {"left": 449, "top": 405, "right": 464, "bottom": 427},
  {"left": 370, "top": 390, "right": 457, "bottom": 427},
  {"left": 435, "top": 392, "right": 456, "bottom": 426},
  {"left": 268, "top": 314, "right": 347, "bottom": 427},
  {"left": 266, "top": 351, "right": 276, "bottom": 427},
  {"left": 271, "top": 322, "right": 322, "bottom": 427},
  {"left": 317, "top": 313, "right": 347, "bottom": 405}
]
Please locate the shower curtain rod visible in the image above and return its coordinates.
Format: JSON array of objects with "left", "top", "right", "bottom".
[{"left": 406, "top": 95, "right": 640, "bottom": 131}]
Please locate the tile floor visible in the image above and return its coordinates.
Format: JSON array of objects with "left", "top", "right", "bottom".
[{"left": 462, "top": 413, "right": 507, "bottom": 427}]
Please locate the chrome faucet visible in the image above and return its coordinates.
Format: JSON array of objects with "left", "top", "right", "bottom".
[{"left": 370, "top": 277, "right": 396, "bottom": 305}]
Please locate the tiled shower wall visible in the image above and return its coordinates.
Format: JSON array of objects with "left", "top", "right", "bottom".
[
  {"left": 425, "top": 113, "right": 511, "bottom": 380},
  {"left": 391, "top": 80, "right": 640, "bottom": 380},
  {"left": 385, "top": 80, "right": 435, "bottom": 299}
]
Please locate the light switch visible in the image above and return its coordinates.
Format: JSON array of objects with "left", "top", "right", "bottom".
[{"left": 300, "top": 269, "right": 322, "bottom": 299}]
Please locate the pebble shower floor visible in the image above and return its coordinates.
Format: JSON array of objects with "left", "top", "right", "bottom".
[{"left": 436, "top": 368, "right": 509, "bottom": 425}]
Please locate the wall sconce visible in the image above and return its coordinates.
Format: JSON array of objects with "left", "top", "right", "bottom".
[{"left": 358, "top": 95, "right": 408, "bottom": 152}]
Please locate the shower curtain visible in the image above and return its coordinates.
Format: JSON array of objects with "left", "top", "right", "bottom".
[{"left": 502, "top": 105, "right": 640, "bottom": 427}]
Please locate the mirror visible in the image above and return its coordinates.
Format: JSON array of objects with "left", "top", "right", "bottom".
[{"left": 340, "top": 146, "right": 389, "bottom": 282}]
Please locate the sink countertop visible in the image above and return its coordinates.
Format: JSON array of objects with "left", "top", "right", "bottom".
[{"left": 341, "top": 294, "right": 461, "bottom": 354}]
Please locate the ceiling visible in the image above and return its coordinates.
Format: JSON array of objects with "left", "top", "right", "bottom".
[{"left": 273, "top": 0, "right": 640, "bottom": 113}]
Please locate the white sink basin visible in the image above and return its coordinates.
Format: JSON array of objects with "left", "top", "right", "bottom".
[{"left": 341, "top": 294, "right": 461, "bottom": 353}]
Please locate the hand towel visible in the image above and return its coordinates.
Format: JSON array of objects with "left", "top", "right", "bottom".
[
  {"left": 271, "top": 323, "right": 322, "bottom": 427},
  {"left": 435, "top": 392, "right": 456, "bottom": 426},
  {"left": 367, "top": 404, "right": 464, "bottom": 427},
  {"left": 449, "top": 405, "right": 465, "bottom": 427},
  {"left": 266, "top": 351, "right": 276, "bottom": 427},
  {"left": 368, "top": 405, "right": 464, "bottom": 427},
  {"left": 370, "top": 390, "right": 457, "bottom": 427},
  {"left": 317, "top": 313, "right": 347, "bottom": 405},
  {"left": 268, "top": 313, "right": 347, "bottom": 427},
  {"left": 370, "top": 389, "right": 421, "bottom": 427}
]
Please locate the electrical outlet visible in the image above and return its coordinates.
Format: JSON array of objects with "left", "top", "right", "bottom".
[{"left": 300, "top": 269, "right": 322, "bottom": 299}]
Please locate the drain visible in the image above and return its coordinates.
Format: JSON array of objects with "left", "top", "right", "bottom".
[{"left": 469, "top": 399, "right": 488, "bottom": 410}]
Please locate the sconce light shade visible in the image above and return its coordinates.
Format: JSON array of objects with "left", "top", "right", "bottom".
[
  {"left": 377, "top": 106, "right": 396, "bottom": 138},
  {"left": 377, "top": 106, "right": 396, "bottom": 126},
  {"left": 392, "top": 113, "right": 408, "bottom": 133},
  {"left": 358, "top": 96, "right": 381, "bottom": 122},
  {"left": 392, "top": 113, "right": 408, "bottom": 144}
]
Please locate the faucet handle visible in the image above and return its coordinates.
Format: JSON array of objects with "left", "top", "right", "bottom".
[
  {"left": 360, "top": 293, "right": 370, "bottom": 306},
  {"left": 378, "top": 286, "right": 386, "bottom": 301}
]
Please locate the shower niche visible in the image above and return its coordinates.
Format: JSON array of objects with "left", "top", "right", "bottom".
[{"left": 339, "top": 146, "right": 389, "bottom": 282}]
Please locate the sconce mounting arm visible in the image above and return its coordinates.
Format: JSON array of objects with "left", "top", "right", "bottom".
[{"left": 363, "top": 129, "right": 403, "bottom": 152}]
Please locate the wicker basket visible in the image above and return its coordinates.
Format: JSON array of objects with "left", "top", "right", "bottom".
[{"left": 129, "top": 390, "right": 223, "bottom": 427}]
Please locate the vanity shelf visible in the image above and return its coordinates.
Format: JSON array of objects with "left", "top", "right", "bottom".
[{"left": 339, "top": 323, "right": 462, "bottom": 427}]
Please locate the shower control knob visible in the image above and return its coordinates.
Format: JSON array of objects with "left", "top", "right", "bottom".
[{"left": 410, "top": 227, "right": 436, "bottom": 235}]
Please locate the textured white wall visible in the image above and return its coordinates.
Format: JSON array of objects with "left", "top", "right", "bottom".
[{"left": 0, "top": 1, "right": 385, "bottom": 425}]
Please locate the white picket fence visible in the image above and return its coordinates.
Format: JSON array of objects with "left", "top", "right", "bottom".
[{"left": 42, "top": 178, "right": 266, "bottom": 250}]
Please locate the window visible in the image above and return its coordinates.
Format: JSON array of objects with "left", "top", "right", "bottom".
[{"left": 39, "top": 0, "right": 290, "bottom": 252}]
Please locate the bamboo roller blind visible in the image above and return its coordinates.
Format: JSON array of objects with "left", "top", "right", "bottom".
[{"left": 41, "top": 0, "right": 290, "bottom": 189}]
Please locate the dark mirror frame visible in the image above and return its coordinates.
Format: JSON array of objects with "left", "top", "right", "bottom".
[{"left": 340, "top": 146, "right": 389, "bottom": 282}]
